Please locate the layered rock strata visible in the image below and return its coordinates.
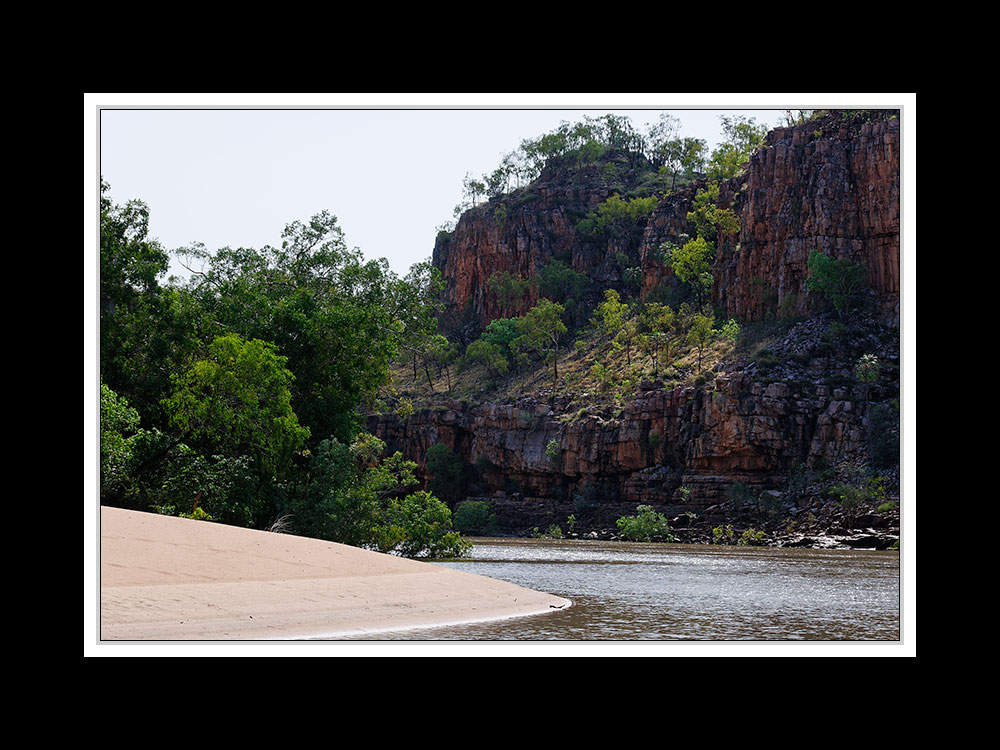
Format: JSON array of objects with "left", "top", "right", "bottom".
[
  {"left": 369, "top": 314, "right": 898, "bottom": 532},
  {"left": 402, "top": 110, "right": 902, "bottom": 532},
  {"left": 710, "top": 110, "right": 901, "bottom": 323}
]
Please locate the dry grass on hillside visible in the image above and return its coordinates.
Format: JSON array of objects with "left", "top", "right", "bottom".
[{"left": 384, "top": 324, "right": 743, "bottom": 415}]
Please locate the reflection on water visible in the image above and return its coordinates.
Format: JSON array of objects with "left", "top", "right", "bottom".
[{"left": 343, "top": 538, "right": 900, "bottom": 641}]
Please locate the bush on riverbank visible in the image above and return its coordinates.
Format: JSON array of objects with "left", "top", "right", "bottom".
[{"left": 616, "top": 505, "right": 675, "bottom": 542}]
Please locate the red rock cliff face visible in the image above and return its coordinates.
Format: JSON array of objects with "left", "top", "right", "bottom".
[
  {"left": 368, "top": 318, "right": 893, "bottom": 531},
  {"left": 433, "top": 157, "right": 650, "bottom": 331},
  {"left": 709, "top": 110, "right": 900, "bottom": 322},
  {"left": 399, "top": 112, "right": 901, "bottom": 531}
]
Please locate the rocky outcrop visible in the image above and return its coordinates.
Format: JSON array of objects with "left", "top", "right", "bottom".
[
  {"left": 710, "top": 110, "right": 900, "bottom": 323},
  {"left": 437, "top": 110, "right": 900, "bottom": 334},
  {"left": 404, "top": 110, "right": 902, "bottom": 537},
  {"left": 370, "top": 314, "right": 899, "bottom": 532},
  {"left": 433, "top": 154, "right": 653, "bottom": 331}
]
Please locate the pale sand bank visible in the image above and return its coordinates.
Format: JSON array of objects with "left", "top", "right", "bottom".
[{"left": 99, "top": 507, "right": 571, "bottom": 640}]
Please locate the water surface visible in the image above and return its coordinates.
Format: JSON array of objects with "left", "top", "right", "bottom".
[{"left": 341, "top": 538, "right": 900, "bottom": 641}]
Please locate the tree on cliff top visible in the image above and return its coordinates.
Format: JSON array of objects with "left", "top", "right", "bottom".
[{"left": 706, "top": 115, "right": 769, "bottom": 181}]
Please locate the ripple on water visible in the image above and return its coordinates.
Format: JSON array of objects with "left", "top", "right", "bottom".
[{"left": 336, "top": 539, "right": 900, "bottom": 641}]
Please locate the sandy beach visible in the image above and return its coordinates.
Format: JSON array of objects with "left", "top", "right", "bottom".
[{"left": 99, "top": 506, "right": 571, "bottom": 641}]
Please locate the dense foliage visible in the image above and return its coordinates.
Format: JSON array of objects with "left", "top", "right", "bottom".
[{"left": 99, "top": 180, "right": 468, "bottom": 557}]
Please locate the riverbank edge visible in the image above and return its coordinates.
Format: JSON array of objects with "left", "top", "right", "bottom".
[{"left": 98, "top": 507, "right": 572, "bottom": 642}]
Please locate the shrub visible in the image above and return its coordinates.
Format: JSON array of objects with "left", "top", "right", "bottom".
[
  {"left": 806, "top": 249, "right": 867, "bottom": 317},
  {"left": 738, "top": 528, "right": 766, "bottom": 546},
  {"left": 545, "top": 440, "right": 561, "bottom": 461},
  {"left": 719, "top": 318, "right": 741, "bottom": 342},
  {"left": 827, "top": 475, "right": 888, "bottom": 529},
  {"left": 531, "top": 524, "right": 564, "bottom": 539},
  {"left": 854, "top": 353, "right": 880, "bottom": 384},
  {"left": 712, "top": 524, "right": 736, "bottom": 545},
  {"left": 179, "top": 506, "right": 215, "bottom": 522},
  {"left": 453, "top": 500, "right": 499, "bottom": 536},
  {"left": 390, "top": 491, "right": 472, "bottom": 558},
  {"left": 616, "top": 505, "right": 674, "bottom": 542}
]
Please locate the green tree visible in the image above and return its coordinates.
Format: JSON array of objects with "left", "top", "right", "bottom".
[
  {"left": 515, "top": 298, "right": 567, "bottom": 388},
  {"left": 639, "top": 302, "right": 675, "bottom": 374},
  {"left": 101, "top": 180, "right": 205, "bottom": 424},
  {"left": 591, "top": 288, "right": 627, "bottom": 339},
  {"left": 179, "top": 210, "right": 402, "bottom": 444},
  {"left": 613, "top": 316, "right": 640, "bottom": 367},
  {"left": 575, "top": 194, "right": 658, "bottom": 253},
  {"left": 644, "top": 113, "right": 680, "bottom": 168},
  {"left": 806, "top": 249, "right": 868, "bottom": 318},
  {"left": 101, "top": 380, "right": 268, "bottom": 526},
  {"left": 462, "top": 172, "right": 486, "bottom": 207},
  {"left": 662, "top": 137, "right": 708, "bottom": 190},
  {"left": 453, "top": 500, "right": 499, "bottom": 535},
  {"left": 706, "top": 115, "right": 769, "bottom": 180},
  {"left": 687, "top": 314, "right": 715, "bottom": 373},
  {"left": 487, "top": 271, "right": 530, "bottom": 318},
  {"left": 480, "top": 317, "right": 523, "bottom": 360},
  {"left": 465, "top": 338, "right": 509, "bottom": 378},
  {"left": 533, "top": 259, "right": 589, "bottom": 307},
  {"left": 664, "top": 236, "right": 714, "bottom": 309},
  {"left": 686, "top": 181, "right": 721, "bottom": 240},
  {"left": 100, "top": 381, "right": 143, "bottom": 502},
  {"left": 426, "top": 442, "right": 469, "bottom": 505},
  {"left": 162, "top": 334, "right": 310, "bottom": 479},
  {"left": 393, "top": 261, "right": 446, "bottom": 385},
  {"left": 290, "top": 434, "right": 469, "bottom": 557}
]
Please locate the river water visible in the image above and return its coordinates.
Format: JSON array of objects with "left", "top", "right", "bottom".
[{"left": 348, "top": 537, "right": 901, "bottom": 642}]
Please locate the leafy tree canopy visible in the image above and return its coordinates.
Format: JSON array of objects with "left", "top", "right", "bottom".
[
  {"left": 706, "top": 115, "right": 769, "bottom": 181},
  {"left": 162, "top": 334, "right": 310, "bottom": 478}
]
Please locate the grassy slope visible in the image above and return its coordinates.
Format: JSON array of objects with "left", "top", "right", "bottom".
[{"left": 383, "top": 313, "right": 797, "bottom": 416}]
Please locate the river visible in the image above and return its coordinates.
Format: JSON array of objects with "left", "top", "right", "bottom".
[{"left": 343, "top": 537, "right": 900, "bottom": 642}]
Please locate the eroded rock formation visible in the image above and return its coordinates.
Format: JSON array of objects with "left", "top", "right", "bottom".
[
  {"left": 383, "top": 110, "right": 902, "bottom": 534},
  {"left": 711, "top": 110, "right": 900, "bottom": 323},
  {"left": 369, "top": 312, "right": 899, "bottom": 532}
]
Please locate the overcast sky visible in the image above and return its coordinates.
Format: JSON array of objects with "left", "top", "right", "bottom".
[{"left": 93, "top": 94, "right": 903, "bottom": 281}]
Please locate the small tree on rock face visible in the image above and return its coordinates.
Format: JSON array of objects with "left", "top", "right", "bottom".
[
  {"left": 707, "top": 115, "right": 769, "bottom": 181},
  {"left": 487, "top": 271, "right": 530, "bottom": 318},
  {"left": 854, "top": 353, "right": 880, "bottom": 384},
  {"left": 806, "top": 249, "right": 867, "bottom": 318},
  {"left": 663, "top": 236, "right": 714, "bottom": 310}
]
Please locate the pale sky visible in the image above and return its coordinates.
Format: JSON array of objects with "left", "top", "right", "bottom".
[{"left": 92, "top": 94, "right": 890, "bottom": 280}]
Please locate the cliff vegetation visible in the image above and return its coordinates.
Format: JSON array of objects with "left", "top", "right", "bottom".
[{"left": 375, "top": 109, "right": 902, "bottom": 549}]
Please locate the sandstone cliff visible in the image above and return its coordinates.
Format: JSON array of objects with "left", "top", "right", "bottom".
[
  {"left": 433, "top": 152, "right": 655, "bottom": 332},
  {"left": 370, "top": 310, "right": 899, "bottom": 534},
  {"left": 378, "top": 110, "right": 902, "bottom": 541},
  {"left": 711, "top": 110, "right": 900, "bottom": 323},
  {"left": 436, "top": 110, "right": 900, "bottom": 332}
]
